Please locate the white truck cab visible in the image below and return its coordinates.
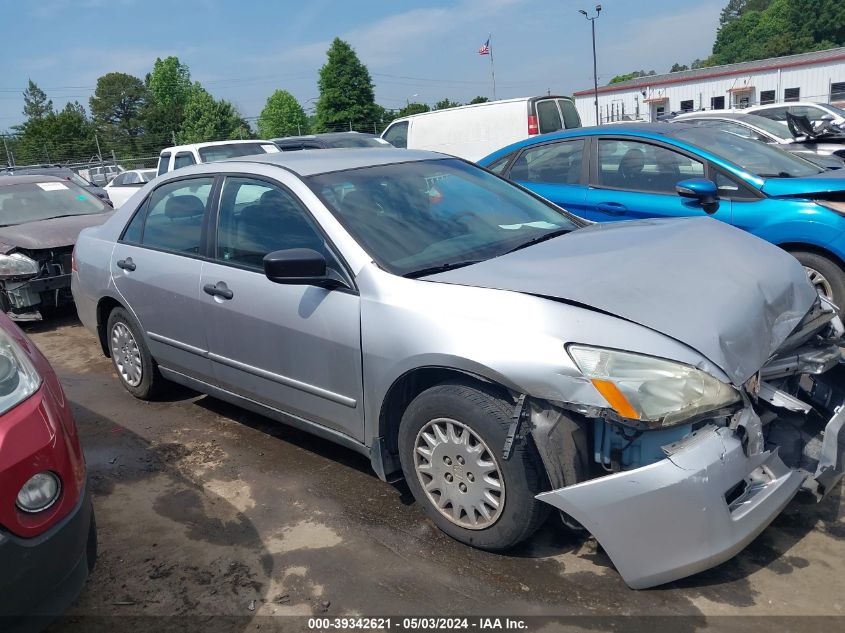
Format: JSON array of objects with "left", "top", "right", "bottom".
[{"left": 156, "top": 140, "right": 280, "bottom": 176}]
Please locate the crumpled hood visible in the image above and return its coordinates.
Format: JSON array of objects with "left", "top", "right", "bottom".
[
  {"left": 761, "top": 169, "right": 845, "bottom": 198},
  {"left": 0, "top": 213, "right": 113, "bottom": 254},
  {"left": 426, "top": 217, "right": 817, "bottom": 385}
]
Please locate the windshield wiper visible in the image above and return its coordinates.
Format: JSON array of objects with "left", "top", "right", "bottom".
[
  {"left": 404, "top": 260, "right": 484, "bottom": 279},
  {"left": 504, "top": 227, "right": 573, "bottom": 254}
]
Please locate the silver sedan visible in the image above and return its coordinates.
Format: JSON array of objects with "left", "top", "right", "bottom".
[{"left": 71, "top": 148, "right": 845, "bottom": 589}]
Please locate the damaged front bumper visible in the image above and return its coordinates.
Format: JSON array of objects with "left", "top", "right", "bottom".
[
  {"left": 532, "top": 306, "right": 845, "bottom": 590},
  {"left": 536, "top": 416, "right": 824, "bottom": 589}
]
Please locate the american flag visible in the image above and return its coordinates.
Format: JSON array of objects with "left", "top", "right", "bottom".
[{"left": 478, "top": 38, "right": 490, "bottom": 55}]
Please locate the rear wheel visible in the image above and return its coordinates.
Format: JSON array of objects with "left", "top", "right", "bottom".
[
  {"left": 789, "top": 250, "right": 845, "bottom": 307},
  {"left": 106, "top": 307, "right": 166, "bottom": 399},
  {"left": 398, "top": 382, "right": 549, "bottom": 550}
]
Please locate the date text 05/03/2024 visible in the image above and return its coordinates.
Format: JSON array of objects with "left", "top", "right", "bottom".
[{"left": 307, "top": 617, "right": 529, "bottom": 630}]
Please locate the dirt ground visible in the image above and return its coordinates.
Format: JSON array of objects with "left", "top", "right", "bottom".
[{"left": 24, "top": 311, "right": 845, "bottom": 632}]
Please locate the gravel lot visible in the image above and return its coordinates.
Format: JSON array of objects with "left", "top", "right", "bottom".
[{"left": 25, "top": 311, "right": 845, "bottom": 632}]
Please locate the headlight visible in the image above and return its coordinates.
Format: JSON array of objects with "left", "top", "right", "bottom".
[
  {"left": 16, "top": 472, "right": 61, "bottom": 513},
  {"left": 0, "top": 253, "right": 39, "bottom": 280},
  {"left": 0, "top": 327, "right": 41, "bottom": 415},
  {"left": 568, "top": 345, "right": 740, "bottom": 427}
]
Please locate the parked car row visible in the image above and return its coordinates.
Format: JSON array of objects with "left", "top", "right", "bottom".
[
  {"left": 69, "top": 144, "right": 844, "bottom": 591},
  {"left": 479, "top": 121, "right": 845, "bottom": 306},
  {"left": 3, "top": 97, "right": 845, "bottom": 624}
]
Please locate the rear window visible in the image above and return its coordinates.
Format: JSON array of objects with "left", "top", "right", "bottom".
[
  {"left": 327, "top": 136, "right": 391, "bottom": 148},
  {"left": 558, "top": 99, "right": 581, "bottom": 129},
  {"left": 536, "top": 100, "right": 563, "bottom": 134},
  {"left": 197, "top": 143, "right": 278, "bottom": 163},
  {"left": 158, "top": 153, "right": 171, "bottom": 176}
]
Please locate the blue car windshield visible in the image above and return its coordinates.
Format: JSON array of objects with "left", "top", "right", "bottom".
[
  {"left": 308, "top": 158, "right": 584, "bottom": 277},
  {"left": 670, "top": 127, "right": 823, "bottom": 178}
]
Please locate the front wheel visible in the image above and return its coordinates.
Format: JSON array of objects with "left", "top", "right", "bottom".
[
  {"left": 398, "top": 382, "right": 549, "bottom": 550},
  {"left": 790, "top": 250, "right": 845, "bottom": 308}
]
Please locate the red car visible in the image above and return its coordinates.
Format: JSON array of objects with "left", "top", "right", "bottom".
[{"left": 0, "top": 311, "right": 96, "bottom": 626}]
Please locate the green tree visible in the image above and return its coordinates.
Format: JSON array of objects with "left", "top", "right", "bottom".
[
  {"left": 14, "top": 101, "right": 97, "bottom": 164},
  {"left": 708, "top": 0, "right": 844, "bottom": 66},
  {"left": 434, "top": 98, "right": 461, "bottom": 110},
  {"left": 257, "top": 90, "right": 309, "bottom": 138},
  {"left": 469, "top": 96, "right": 489, "bottom": 104},
  {"left": 315, "top": 38, "right": 382, "bottom": 132},
  {"left": 89, "top": 72, "right": 147, "bottom": 153},
  {"left": 608, "top": 70, "right": 656, "bottom": 85},
  {"left": 178, "top": 83, "right": 250, "bottom": 144},
  {"left": 22, "top": 80, "right": 53, "bottom": 121},
  {"left": 669, "top": 63, "right": 689, "bottom": 72},
  {"left": 142, "top": 56, "right": 193, "bottom": 139},
  {"left": 396, "top": 102, "right": 430, "bottom": 118}
]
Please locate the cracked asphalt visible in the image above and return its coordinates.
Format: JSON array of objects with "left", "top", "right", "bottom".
[{"left": 22, "top": 310, "right": 845, "bottom": 632}]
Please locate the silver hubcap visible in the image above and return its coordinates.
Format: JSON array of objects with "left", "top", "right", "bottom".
[
  {"left": 111, "top": 322, "right": 142, "bottom": 387},
  {"left": 805, "top": 266, "right": 835, "bottom": 302},
  {"left": 413, "top": 418, "right": 505, "bottom": 530}
]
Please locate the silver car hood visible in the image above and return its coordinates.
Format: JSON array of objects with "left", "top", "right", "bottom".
[{"left": 426, "top": 217, "right": 817, "bottom": 385}]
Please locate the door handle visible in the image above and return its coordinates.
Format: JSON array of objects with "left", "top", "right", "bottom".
[
  {"left": 595, "top": 202, "right": 628, "bottom": 215},
  {"left": 116, "top": 257, "right": 136, "bottom": 271},
  {"left": 203, "top": 282, "right": 234, "bottom": 300}
]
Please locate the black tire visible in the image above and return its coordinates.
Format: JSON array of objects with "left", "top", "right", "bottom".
[
  {"left": 398, "top": 381, "right": 549, "bottom": 550},
  {"left": 105, "top": 307, "right": 166, "bottom": 400},
  {"left": 789, "top": 250, "right": 845, "bottom": 308}
]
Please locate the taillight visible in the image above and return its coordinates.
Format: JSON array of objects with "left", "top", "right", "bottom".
[
  {"left": 71, "top": 248, "right": 77, "bottom": 273},
  {"left": 528, "top": 115, "right": 539, "bottom": 135}
]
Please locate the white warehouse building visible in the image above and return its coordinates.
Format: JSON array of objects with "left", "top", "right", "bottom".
[{"left": 573, "top": 47, "right": 845, "bottom": 126}]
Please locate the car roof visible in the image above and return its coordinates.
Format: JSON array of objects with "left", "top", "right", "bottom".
[
  {"left": 0, "top": 174, "right": 65, "bottom": 187},
  {"left": 230, "top": 147, "right": 448, "bottom": 176},
  {"left": 273, "top": 132, "right": 378, "bottom": 143},
  {"left": 479, "top": 122, "right": 708, "bottom": 163},
  {"left": 748, "top": 102, "right": 832, "bottom": 110}
]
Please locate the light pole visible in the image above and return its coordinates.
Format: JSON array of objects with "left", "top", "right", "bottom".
[
  {"left": 579, "top": 5, "right": 602, "bottom": 125},
  {"left": 406, "top": 93, "right": 419, "bottom": 108}
]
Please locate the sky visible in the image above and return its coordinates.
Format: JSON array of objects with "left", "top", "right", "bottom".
[{"left": 0, "top": 0, "right": 724, "bottom": 130}]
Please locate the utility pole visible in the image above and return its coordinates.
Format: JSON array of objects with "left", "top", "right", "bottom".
[
  {"left": 2, "top": 136, "right": 11, "bottom": 168},
  {"left": 579, "top": 5, "right": 602, "bottom": 125},
  {"left": 94, "top": 133, "right": 103, "bottom": 163}
]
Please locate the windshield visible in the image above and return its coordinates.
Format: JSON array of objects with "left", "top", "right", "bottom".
[
  {"left": 307, "top": 158, "right": 583, "bottom": 277},
  {"left": 0, "top": 181, "right": 109, "bottom": 226},
  {"left": 741, "top": 115, "right": 794, "bottom": 140},
  {"left": 670, "top": 127, "right": 823, "bottom": 178},
  {"left": 327, "top": 136, "right": 391, "bottom": 148},
  {"left": 824, "top": 104, "right": 845, "bottom": 118},
  {"left": 198, "top": 143, "right": 277, "bottom": 162}
]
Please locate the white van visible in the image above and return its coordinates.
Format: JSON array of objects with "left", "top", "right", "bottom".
[
  {"left": 381, "top": 96, "right": 581, "bottom": 161},
  {"left": 156, "top": 140, "right": 280, "bottom": 176}
]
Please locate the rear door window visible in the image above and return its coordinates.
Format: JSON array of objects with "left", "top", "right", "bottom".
[
  {"left": 510, "top": 140, "right": 585, "bottom": 184},
  {"left": 128, "top": 178, "right": 214, "bottom": 254},
  {"left": 757, "top": 106, "right": 788, "bottom": 121},
  {"left": 383, "top": 122, "right": 409, "bottom": 148},
  {"left": 536, "top": 100, "right": 563, "bottom": 134},
  {"left": 557, "top": 99, "right": 581, "bottom": 129}
]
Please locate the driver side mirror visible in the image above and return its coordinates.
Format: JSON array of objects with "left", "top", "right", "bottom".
[
  {"left": 676, "top": 178, "right": 720, "bottom": 215},
  {"left": 263, "top": 248, "right": 347, "bottom": 289}
]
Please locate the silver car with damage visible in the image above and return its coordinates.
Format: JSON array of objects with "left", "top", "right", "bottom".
[{"left": 71, "top": 149, "right": 845, "bottom": 589}]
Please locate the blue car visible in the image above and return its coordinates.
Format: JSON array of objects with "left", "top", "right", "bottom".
[{"left": 479, "top": 123, "right": 845, "bottom": 306}]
